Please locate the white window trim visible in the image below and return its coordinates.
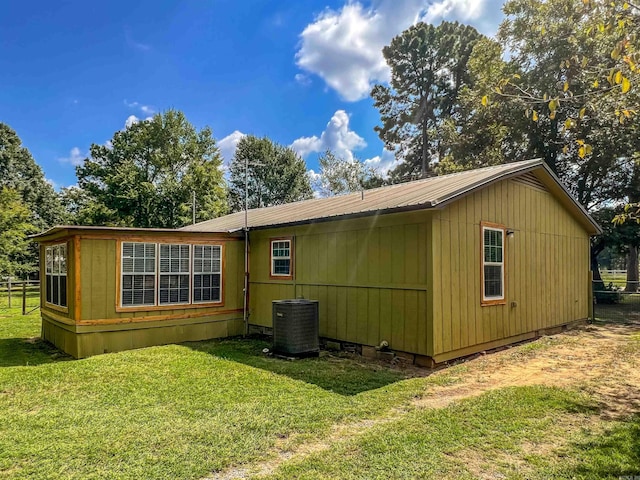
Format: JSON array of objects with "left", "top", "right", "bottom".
[
  {"left": 119, "top": 241, "right": 224, "bottom": 308},
  {"left": 158, "top": 243, "right": 192, "bottom": 306},
  {"left": 270, "top": 239, "right": 292, "bottom": 277},
  {"left": 481, "top": 225, "right": 505, "bottom": 303},
  {"left": 45, "top": 243, "right": 68, "bottom": 307},
  {"left": 192, "top": 244, "right": 223, "bottom": 304},
  {"left": 120, "top": 242, "right": 157, "bottom": 308}
]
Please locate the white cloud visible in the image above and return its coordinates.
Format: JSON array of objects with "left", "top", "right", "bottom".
[
  {"left": 58, "top": 147, "right": 86, "bottom": 167},
  {"left": 218, "top": 130, "right": 246, "bottom": 166},
  {"left": 124, "top": 114, "right": 153, "bottom": 130},
  {"left": 290, "top": 110, "right": 366, "bottom": 161},
  {"left": 364, "top": 148, "right": 400, "bottom": 176},
  {"left": 124, "top": 100, "right": 156, "bottom": 115},
  {"left": 45, "top": 178, "right": 58, "bottom": 190},
  {"left": 295, "top": 0, "right": 503, "bottom": 101},
  {"left": 125, "top": 115, "right": 140, "bottom": 129}
]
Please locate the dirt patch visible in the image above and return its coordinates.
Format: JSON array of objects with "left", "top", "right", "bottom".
[
  {"left": 204, "top": 413, "right": 404, "bottom": 480},
  {"left": 205, "top": 321, "right": 640, "bottom": 479},
  {"left": 415, "top": 322, "right": 640, "bottom": 419}
]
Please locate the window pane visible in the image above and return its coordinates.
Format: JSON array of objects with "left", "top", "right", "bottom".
[
  {"left": 273, "top": 259, "right": 290, "bottom": 275},
  {"left": 122, "top": 258, "right": 134, "bottom": 273},
  {"left": 53, "top": 246, "right": 60, "bottom": 274},
  {"left": 53, "top": 275, "right": 59, "bottom": 303},
  {"left": 59, "top": 245, "right": 67, "bottom": 274},
  {"left": 46, "top": 247, "right": 53, "bottom": 274},
  {"left": 484, "top": 265, "right": 502, "bottom": 297},
  {"left": 46, "top": 275, "right": 52, "bottom": 303},
  {"left": 60, "top": 277, "right": 67, "bottom": 307},
  {"left": 122, "top": 274, "right": 155, "bottom": 306},
  {"left": 192, "top": 274, "right": 220, "bottom": 302}
]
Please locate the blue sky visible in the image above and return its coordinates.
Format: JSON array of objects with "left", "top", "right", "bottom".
[{"left": 0, "top": 0, "right": 504, "bottom": 189}]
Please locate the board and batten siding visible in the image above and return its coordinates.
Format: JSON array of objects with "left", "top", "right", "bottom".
[
  {"left": 249, "top": 210, "right": 431, "bottom": 356},
  {"left": 41, "top": 234, "right": 246, "bottom": 358},
  {"left": 431, "top": 177, "right": 591, "bottom": 362}
]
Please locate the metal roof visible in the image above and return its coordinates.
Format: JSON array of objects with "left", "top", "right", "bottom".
[{"left": 180, "top": 159, "right": 600, "bottom": 235}]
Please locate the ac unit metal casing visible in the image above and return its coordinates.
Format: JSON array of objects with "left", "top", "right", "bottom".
[{"left": 272, "top": 299, "right": 319, "bottom": 356}]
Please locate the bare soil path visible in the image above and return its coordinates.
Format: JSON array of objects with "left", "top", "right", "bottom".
[{"left": 206, "top": 320, "right": 640, "bottom": 480}]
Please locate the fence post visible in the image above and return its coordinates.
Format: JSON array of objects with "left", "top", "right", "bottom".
[
  {"left": 22, "top": 282, "right": 27, "bottom": 315},
  {"left": 7, "top": 277, "right": 11, "bottom": 308}
]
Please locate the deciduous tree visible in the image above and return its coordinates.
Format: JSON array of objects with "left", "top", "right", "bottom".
[
  {"left": 0, "top": 188, "right": 36, "bottom": 278},
  {"left": 0, "top": 123, "right": 64, "bottom": 229},
  {"left": 314, "top": 150, "right": 383, "bottom": 197},
  {"left": 228, "top": 136, "right": 313, "bottom": 211},
  {"left": 75, "top": 110, "right": 227, "bottom": 228}
]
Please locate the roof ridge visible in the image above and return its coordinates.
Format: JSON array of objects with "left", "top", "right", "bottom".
[{"left": 186, "top": 159, "right": 545, "bottom": 229}]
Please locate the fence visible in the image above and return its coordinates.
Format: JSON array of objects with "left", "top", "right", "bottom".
[
  {"left": 593, "top": 280, "right": 640, "bottom": 324},
  {"left": 0, "top": 280, "right": 40, "bottom": 314}
]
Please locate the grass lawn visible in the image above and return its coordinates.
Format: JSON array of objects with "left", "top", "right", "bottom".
[{"left": 1, "top": 305, "right": 639, "bottom": 479}]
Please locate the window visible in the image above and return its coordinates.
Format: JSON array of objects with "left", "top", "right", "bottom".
[
  {"left": 482, "top": 224, "right": 505, "bottom": 304},
  {"left": 159, "top": 244, "right": 190, "bottom": 304},
  {"left": 193, "top": 245, "right": 222, "bottom": 303},
  {"left": 121, "top": 242, "right": 156, "bottom": 306},
  {"left": 45, "top": 244, "right": 67, "bottom": 307},
  {"left": 119, "top": 241, "right": 223, "bottom": 308},
  {"left": 270, "top": 239, "right": 292, "bottom": 277}
]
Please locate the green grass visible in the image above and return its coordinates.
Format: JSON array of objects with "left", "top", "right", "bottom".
[
  {"left": 1, "top": 307, "right": 638, "bottom": 479},
  {"left": 600, "top": 273, "right": 627, "bottom": 288},
  {"left": 262, "top": 387, "right": 639, "bottom": 480},
  {"left": 0, "top": 308, "right": 436, "bottom": 479}
]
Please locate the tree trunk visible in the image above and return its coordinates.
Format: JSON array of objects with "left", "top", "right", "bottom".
[
  {"left": 624, "top": 245, "right": 638, "bottom": 292},
  {"left": 421, "top": 109, "right": 428, "bottom": 179}
]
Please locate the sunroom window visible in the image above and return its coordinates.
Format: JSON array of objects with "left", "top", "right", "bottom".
[
  {"left": 193, "top": 245, "right": 222, "bottom": 303},
  {"left": 45, "top": 244, "right": 67, "bottom": 307},
  {"left": 121, "top": 242, "right": 156, "bottom": 306},
  {"left": 159, "top": 244, "right": 190, "bottom": 304}
]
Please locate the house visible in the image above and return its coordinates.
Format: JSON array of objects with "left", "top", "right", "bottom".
[{"left": 33, "top": 158, "right": 601, "bottom": 363}]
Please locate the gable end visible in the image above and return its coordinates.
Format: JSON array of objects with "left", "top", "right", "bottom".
[{"left": 512, "top": 172, "right": 548, "bottom": 192}]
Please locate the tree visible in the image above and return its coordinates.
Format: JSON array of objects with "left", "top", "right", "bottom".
[
  {"left": 0, "top": 188, "right": 36, "bottom": 278},
  {"left": 460, "top": 0, "right": 640, "bottom": 283},
  {"left": 492, "top": 0, "right": 639, "bottom": 145},
  {"left": 371, "top": 21, "right": 484, "bottom": 180},
  {"left": 0, "top": 123, "right": 65, "bottom": 230},
  {"left": 313, "top": 150, "right": 384, "bottom": 197},
  {"left": 228, "top": 136, "right": 313, "bottom": 211},
  {"left": 75, "top": 110, "right": 227, "bottom": 228}
]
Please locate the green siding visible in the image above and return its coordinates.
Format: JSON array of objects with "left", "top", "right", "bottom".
[
  {"left": 39, "top": 240, "right": 76, "bottom": 321},
  {"left": 431, "top": 178, "right": 591, "bottom": 359},
  {"left": 41, "top": 234, "right": 245, "bottom": 358},
  {"left": 249, "top": 211, "right": 432, "bottom": 355},
  {"left": 80, "top": 238, "right": 244, "bottom": 321}
]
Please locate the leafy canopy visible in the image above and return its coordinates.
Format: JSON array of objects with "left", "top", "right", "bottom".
[
  {"left": 371, "top": 21, "right": 484, "bottom": 180},
  {"left": 0, "top": 123, "right": 64, "bottom": 230},
  {"left": 75, "top": 109, "right": 227, "bottom": 228},
  {"left": 228, "top": 135, "right": 313, "bottom": 212},
  {"left": 0, "top": 188, "right": 36, "bottom": 278},
  {"left": 313, "top": 150, "right": 383, "bottom": 197}
]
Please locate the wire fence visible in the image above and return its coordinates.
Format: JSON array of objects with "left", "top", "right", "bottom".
[
  {"left": 0, "top": 280, "right": 41, "bottom": 314},
  {"left": 593, "top": 280, "right": 640, "bottom": 324}
]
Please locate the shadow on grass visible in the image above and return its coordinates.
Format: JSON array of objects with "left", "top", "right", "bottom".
[
  {"left": 185, "top": 337, "right": 415, "bottom": 396},
  {"left": 0, "top": 337, "right": 71, "bottom": 367},
  {"left": 562, "top": 414, "right": 640, "bottom": 479}
]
